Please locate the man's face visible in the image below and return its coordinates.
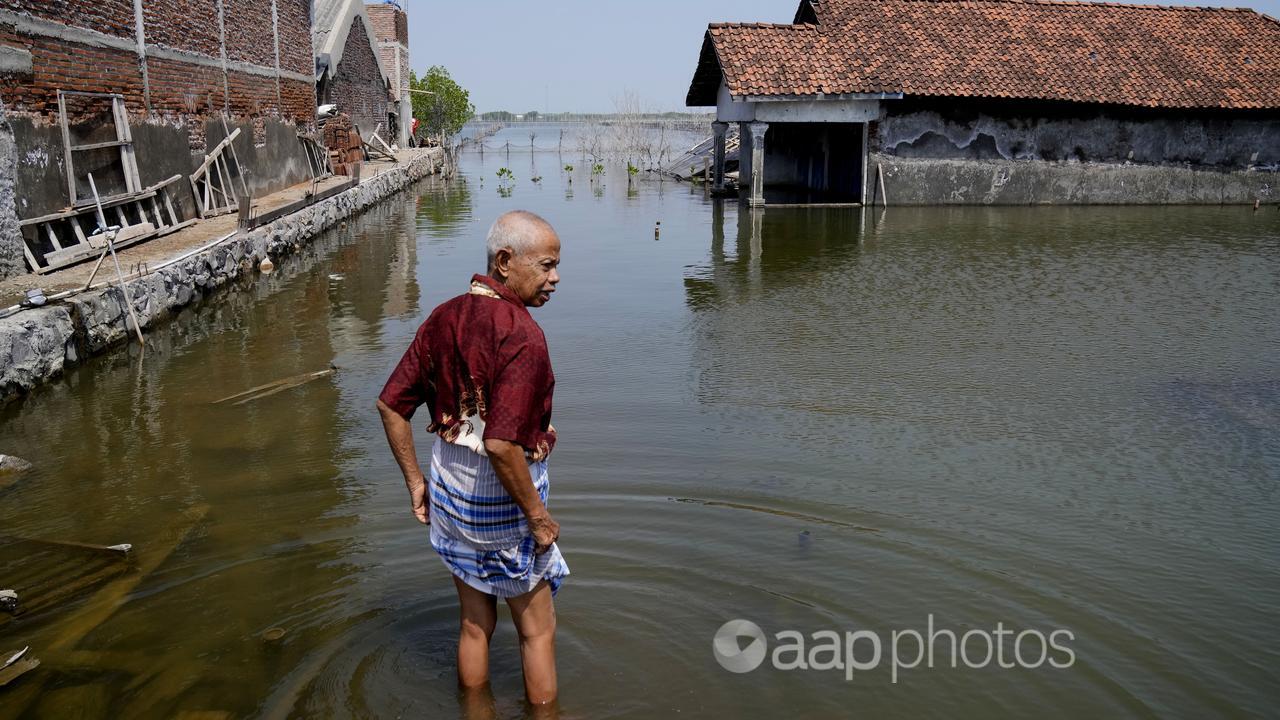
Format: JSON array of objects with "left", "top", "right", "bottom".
[{"left": 502, "top": 231, "right": 561, "bottom": 307}]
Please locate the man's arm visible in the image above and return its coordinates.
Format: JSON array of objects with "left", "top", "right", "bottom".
[
  {"left": 377, "top": 398, "right": 428, "bottom": 524},
  {"left": 484, "top": 438, "right": 559, "bottom": 553}
]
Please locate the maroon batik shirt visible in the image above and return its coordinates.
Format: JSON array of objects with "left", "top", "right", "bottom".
[{"left": 379, "top": 274, "right": 557, "bottom": 460}]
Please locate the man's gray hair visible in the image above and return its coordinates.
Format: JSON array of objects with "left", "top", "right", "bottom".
[{"left": 486, "top": 210, "right": 553, "bottom": 267}]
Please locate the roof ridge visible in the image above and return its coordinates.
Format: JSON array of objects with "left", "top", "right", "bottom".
[
  {"left": 817, "top": 0, "right": 1263, "bottom": 13},
  {"left": 708, "top": 21, "right": 816, "bottom": 29}
]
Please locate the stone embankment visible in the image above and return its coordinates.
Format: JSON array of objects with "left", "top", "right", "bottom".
[{"left": 0, "top": 148, "right": 446, "bottom": 402}]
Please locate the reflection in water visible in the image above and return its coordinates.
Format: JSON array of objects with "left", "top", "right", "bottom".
[
  {"left": 0, "top": 144, "right": 1277, "bottom": 718},
  {"left": 415, "top": 174, "right": 474, "bottom": 240},
  {"left": 0, "top": 198, "right": 436, "bottom": 717}
]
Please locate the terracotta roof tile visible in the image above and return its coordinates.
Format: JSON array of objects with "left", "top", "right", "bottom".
[{"left": 687, "top": 0, "right": 1280, "bottom": 109}]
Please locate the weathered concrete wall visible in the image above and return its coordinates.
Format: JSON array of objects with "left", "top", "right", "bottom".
[
  {"left": 877, "top": 110, "right": 1280, "bottom": 168},
  {"left": 204, "top": 118, "right": 314, "bottom": 206},
  {"left": 9, "top": 116, "right": 315, "bottom": 224},
  {"left": 0, "top": 148, "right": 446, "bottom": 401},
  {"left": 0, "top": 112, "right": 23, "bottom": 279},
  {"left": 867, "top": 99, "right": 1280, "bottom": 204},
  {"left": 868, "top": 153, "right": 1277, "bottom": 205}
]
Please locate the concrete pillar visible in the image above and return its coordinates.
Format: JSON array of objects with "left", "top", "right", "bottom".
[
  {"left": 0, "top": 114, "right": 25, "bottom": 278},
  {"left": 747, "top": 121, "right": 768, "bottom": 207},
  {"left": 712, "top": 121, "right": 728, "bottom": 191}
]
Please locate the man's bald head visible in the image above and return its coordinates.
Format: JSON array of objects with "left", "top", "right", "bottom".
[
  {"left": 485, "top": 210, "right": 561, "bottom": 308},
  {"left": 486, "top": 210, "right": 557, "bottom": 270}
]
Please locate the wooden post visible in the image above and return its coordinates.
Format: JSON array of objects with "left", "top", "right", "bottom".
[
  {"left": 712, "top": 122, "right": 728, "bottom": 192},
  {"left": 58, "top": 91, "right": 76, "bottom": 205}
]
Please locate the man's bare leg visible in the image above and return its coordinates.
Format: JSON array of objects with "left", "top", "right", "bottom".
[
  {"left": 506, "top": 579, "right": 558, "bottom": 705},
  {"left": 453, "top": 575, "right": 498, "bottom": 689}
]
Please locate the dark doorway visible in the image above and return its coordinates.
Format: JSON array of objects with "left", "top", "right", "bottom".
[{"left": 761, "top": 122, "right": 864, "bottom": 204}]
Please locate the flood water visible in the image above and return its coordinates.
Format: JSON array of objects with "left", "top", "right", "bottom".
[{"left": 1, "top": 141, "right": 1278, "bottom": 718}]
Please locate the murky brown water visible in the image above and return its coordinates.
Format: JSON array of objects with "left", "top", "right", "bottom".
[{"left": 1, "top": 142, "right": 1279, "bottom": 718}]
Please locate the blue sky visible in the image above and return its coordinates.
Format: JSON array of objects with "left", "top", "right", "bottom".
[{"left": 402, "top": 0, "right": 1280, "bottom": 114}]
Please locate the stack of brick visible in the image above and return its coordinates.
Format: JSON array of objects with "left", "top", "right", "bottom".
[{"left": 323, "top": 114, "right": 365, "bottom": 176}]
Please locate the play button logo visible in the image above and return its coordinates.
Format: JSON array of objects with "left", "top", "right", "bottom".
[{"left": 713, "top": 619, "right": 768, "bottom": 673}]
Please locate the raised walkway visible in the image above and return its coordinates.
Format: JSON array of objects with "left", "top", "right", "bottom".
[{"left": 0, "top": 147, "right": 446, "bottom": 402}]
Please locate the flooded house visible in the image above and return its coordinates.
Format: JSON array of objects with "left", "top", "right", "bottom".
[{"left": 686, "top": 0, "right": 1280, "bottom": 206}]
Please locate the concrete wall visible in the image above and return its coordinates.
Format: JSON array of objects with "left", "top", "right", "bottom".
[
  {"left": 0, "top": 113, "right": 23, "bottom": 278},
  {"left": 867, "top": 98, "right": 1279, "bottom": 204},
  {"left": 9, "top": 115, "right": 314, "bottom": 222},
  {"left": 869, "top": 153, "right": 1277, "bottom": 205}
]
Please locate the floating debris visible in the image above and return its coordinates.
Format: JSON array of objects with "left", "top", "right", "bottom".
[
  {"left": 0, "top": 647, "right": 38, "bottom": 688},
  {"left": 260, "top": 258, "right": 275, "bottom": 274},
  {"left": 212, "top": 365, "right": 337, "bottom": 406},
  {"left": 0, "top": 590, "right": 15, "bottom": 614},
  {"left": 261, "top": 627, "right": 287, "bottom": 644},
  {"left": 0, "top": 455, "right": 32, "bottom": 474},
  {"left": 0, "top": 535, "right": 132, "bottom": 559}
]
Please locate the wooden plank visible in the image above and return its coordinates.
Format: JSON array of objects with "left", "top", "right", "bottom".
[
  {"left": 58, "top": 91, "right": 76, "bottom": 205},
  {"left": 220, "top": 115, "right": 249, "bottom": 197},
  {"left": 21, "top": 235, "right": 42, "bottom": 273},
  {"left": 43, "top": 223, "right": 64, "bottom": 252},
  {"left": 189, "top": 176, "right": 206, "bottom": 219},
  {"left": 70, "top": 216, "right": 88, "bottom": 245},
  {"left": 113, "top": 96, "right": 141, "bottom": 193},
  {"left": 162, "top": 188, "right": 179, "bottom": 225},
  {"left": 42, "top": 242, "right": 96, "bottom": 269},
  {"left": 193, "top": 128, "right": 241, "bottom": 176},
  {"left": 218, "top": 155, "right": 236, "bottom": 209},
  {"left": 115, "top": 206, "right": 128, "bottom": 228},
  {"left": 70, "top": 140, "right": 131, "bottom": 152},
  {"left": 149, "top": 197, "right": 164, "bottom": 228}
]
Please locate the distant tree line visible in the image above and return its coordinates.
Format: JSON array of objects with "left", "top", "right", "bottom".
[{"left": 476, "top": 110, "right": 713, "bottom": 123}]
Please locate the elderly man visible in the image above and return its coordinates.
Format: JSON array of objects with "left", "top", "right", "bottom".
[{"left": 376, "top": 210, "right": 565, "bottom": 706}]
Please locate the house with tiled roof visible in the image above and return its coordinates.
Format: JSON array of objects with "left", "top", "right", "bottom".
[{"left": 687, "top": 0, "right": 1280, "bottom": 205}]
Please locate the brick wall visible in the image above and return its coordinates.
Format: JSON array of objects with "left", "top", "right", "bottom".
[
  {"left": 0, "top": 0, "right": 316, "bottom": 150},
  {"left": 275, "top": 0, "right": 312, "bottom": 77},
  {"left": 143, "top": 0, "right": 221, "bottom": 56},
  {"left": 224, "top": 0, "right": 277, "bottom": 67},
  {"left": 0, "top": 0, "right": 136, "bottom": 40},
  {"left": 0, "top": 0, "right": 319, "bottom": 234},
  {"left": 365, "top": 4, "right": 407, "bottom": 46},
  {"left": 325, "top": 15, "right": 385, "bottom": 136}
]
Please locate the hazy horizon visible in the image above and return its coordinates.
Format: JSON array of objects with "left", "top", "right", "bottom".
[{"left": 404, "top": 0, "right": 1280, "bottom": 115}]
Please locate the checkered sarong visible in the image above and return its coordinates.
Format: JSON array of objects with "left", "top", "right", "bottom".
[{"left": 427, "top": 437, "right": 568, "bottom": 597}]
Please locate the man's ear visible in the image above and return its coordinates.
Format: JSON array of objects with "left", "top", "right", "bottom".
[{"left": 493, "top": 247, "right": 513, "bottom": 278}]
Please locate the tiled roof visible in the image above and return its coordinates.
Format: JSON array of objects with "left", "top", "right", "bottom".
[{"left": 687, "top": 0, "right": 1280, "bottom": 110}]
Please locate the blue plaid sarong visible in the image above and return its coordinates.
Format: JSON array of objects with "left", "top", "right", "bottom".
[{"left": 427, "top": 437, "right": 568, "bottom": 597}]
